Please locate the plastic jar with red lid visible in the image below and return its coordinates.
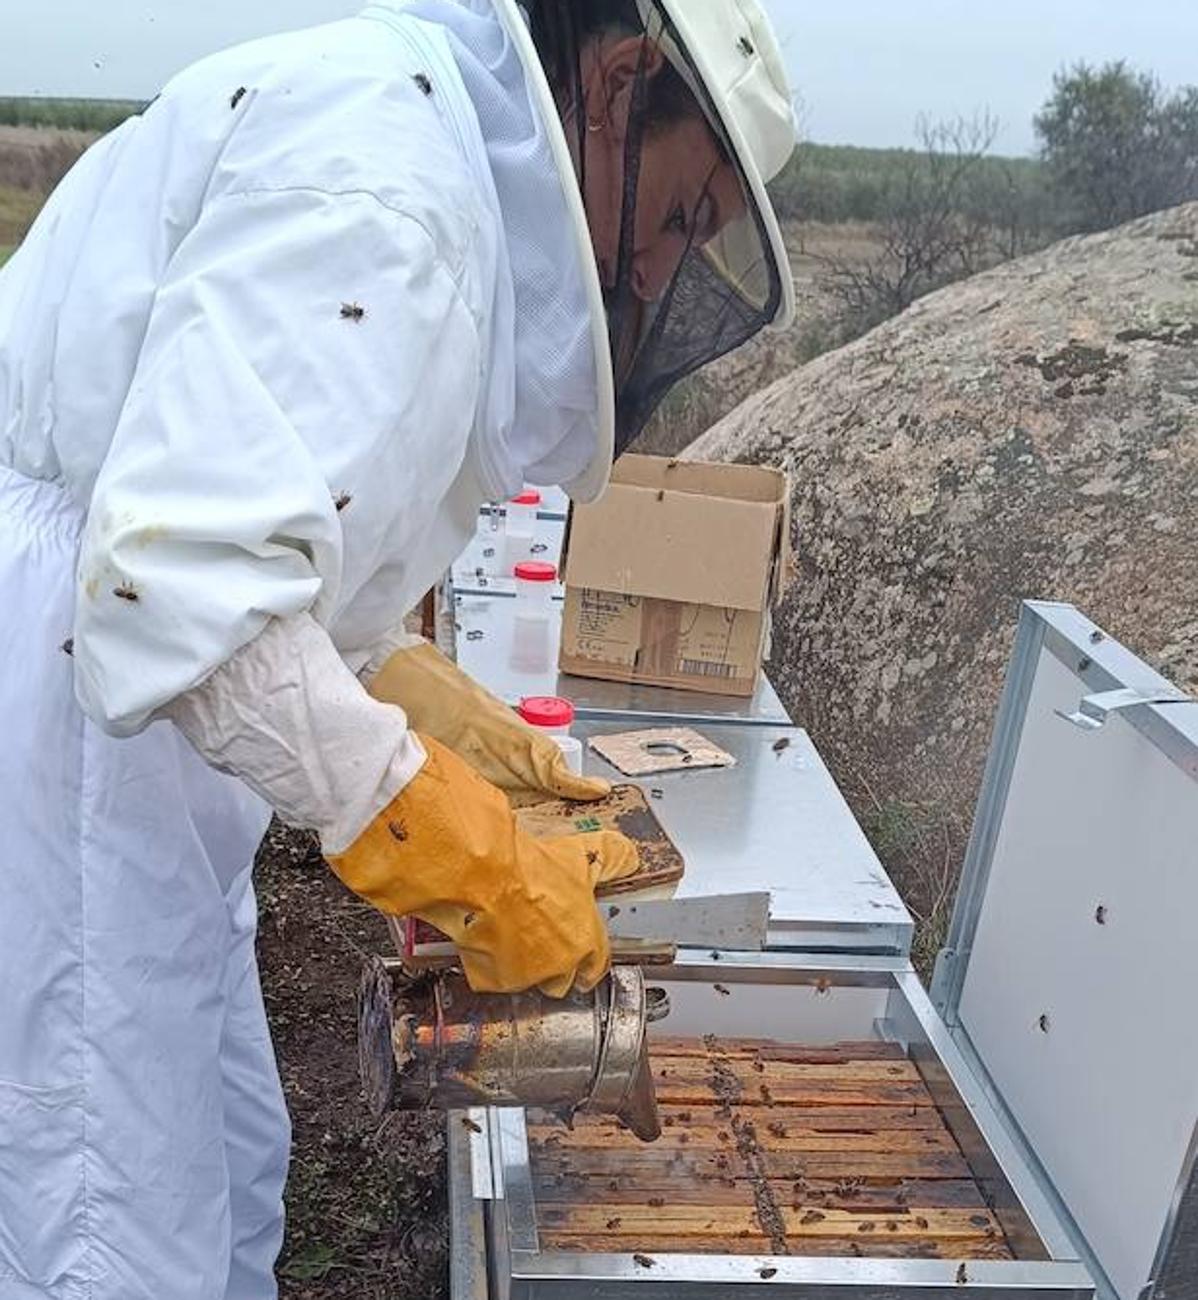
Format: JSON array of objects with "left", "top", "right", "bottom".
[
  {"left": 504, "top": 488, "right": 541, "bottom": 568},
  {"left": 518, "top": 696, "right": 583, "bottom": 774},
  {"left": 513, "top": 560, "right": 556, "bottom": 615}
]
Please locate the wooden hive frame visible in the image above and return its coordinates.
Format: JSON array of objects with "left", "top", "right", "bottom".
[{"left": 529, "top": 1036, "right": 1012, "bottom": 1262}]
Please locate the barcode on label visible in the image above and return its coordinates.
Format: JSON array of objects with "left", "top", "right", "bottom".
[{"left": 677, "top": 658, "right": 737, "bottom": 679}]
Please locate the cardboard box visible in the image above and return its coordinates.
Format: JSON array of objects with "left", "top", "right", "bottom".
[{"left": 559, "top": 455, "right": 791, "bottom": 697}]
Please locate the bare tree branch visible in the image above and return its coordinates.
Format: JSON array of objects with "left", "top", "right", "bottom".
[{"left": 810, "top": 112, "right": 1047, "bottom": 339}]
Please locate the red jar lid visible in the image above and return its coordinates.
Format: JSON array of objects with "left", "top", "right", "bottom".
[
  {"left": 514, "top": 561, "right": 557, "bottom": 582},
  {"left": 510, "top": 490, "right": 542, "bottom": 506},
  {"left": 518, "top": 696, "right": 575, "bottom": 728}
]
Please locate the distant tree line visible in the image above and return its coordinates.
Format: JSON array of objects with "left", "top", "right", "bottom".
[
  {"left": 767, "top": 61, "right": 1198, "bottom": 343},
  {"left": 0, "top": 97, "right": 145, "bottom": 134}
]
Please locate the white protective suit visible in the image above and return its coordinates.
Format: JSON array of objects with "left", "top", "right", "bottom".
[{"left": 0, "top": 1, "right": 611, "bottom": 1295}]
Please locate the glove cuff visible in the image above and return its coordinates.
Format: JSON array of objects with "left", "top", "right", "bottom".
[{"left": 355, "top": 626, "right": 427, "bottom": 688}]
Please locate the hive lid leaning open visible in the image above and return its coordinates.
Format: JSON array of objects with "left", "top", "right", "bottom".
[{"left": 931, "top": 600, "right": 1198, "bottom": 1300}]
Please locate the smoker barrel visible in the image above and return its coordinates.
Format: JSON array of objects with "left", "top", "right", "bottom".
[{"left": 358, "top": 958, "right": 665, "bottom": 1141}]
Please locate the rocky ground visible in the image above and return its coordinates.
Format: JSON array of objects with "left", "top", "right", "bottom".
[{"left": 689, "top": 203, "right": 1198, "bottom": 939}]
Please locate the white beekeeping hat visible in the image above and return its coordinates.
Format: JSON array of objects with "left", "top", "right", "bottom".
[{"left": 494, "top": 0, "right": 798, "bottom": 499}]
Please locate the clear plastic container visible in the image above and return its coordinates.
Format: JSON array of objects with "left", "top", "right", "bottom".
[
  {"left": 518, "top": 697, "right": 583, "bottom": 775},
  {"left": 510, "top": 561, "right": 556, "bottom": 673},
  {"left": 513, "top": 560, "right": 556, "bottom": 614},
  {"left": 504, "top": 489, "right": 541, "bottom": 570}
]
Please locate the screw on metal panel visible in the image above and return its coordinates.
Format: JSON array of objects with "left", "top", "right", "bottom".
[
  {"left": 1090, "top": 629, "right": 1104, "bottom": 644},
  {"left": 1095, "top": 905, "right": 1108, "bottom": 925},
  {"left": 1038, "top": 1013, "right": 1050, "bottom": 1033}
]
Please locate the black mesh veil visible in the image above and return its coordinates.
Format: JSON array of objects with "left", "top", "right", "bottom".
[{"left": 526, "top": 0, "right": 785, "bottom": 454}]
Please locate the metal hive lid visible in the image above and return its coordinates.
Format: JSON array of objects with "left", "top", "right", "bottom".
[{"left": 932, "top": 601, "right": 1198, "bottom": 1300}]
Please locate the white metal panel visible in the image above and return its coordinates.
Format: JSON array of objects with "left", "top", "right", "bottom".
[
  {"left": 452, "top": 513, "right": 566, "bottom": 597},
  {"left": 958, "top": 645, "right": 1198, "bottom": 1300}
]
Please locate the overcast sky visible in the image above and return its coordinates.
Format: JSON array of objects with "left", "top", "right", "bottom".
[{"left": 3, "top": 1, "right": 1196, "bottom": 156}]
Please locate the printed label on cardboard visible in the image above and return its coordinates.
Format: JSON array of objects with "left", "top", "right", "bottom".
[
  {"left": 571, "top": 589, "right": 642, "bottom": 666},
  {"left": 675, "top": 605, "right": 761, "bottom": 683}
]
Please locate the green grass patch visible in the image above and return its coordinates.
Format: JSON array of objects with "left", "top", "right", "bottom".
[
  {"left": 859, "top": 795, "right": 960, "bottom": 982},
  {"left": 0, "top": 96, "right": 143, "bottom": 133}
]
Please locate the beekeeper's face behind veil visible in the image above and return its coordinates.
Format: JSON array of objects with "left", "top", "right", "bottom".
[{"left": 521, "top": 0, "right": 797, "bottom": 458}]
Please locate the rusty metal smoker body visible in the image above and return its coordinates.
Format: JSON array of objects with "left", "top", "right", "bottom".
[{"left": 359, "top": 960, "right": 666, "bottom": 1141}]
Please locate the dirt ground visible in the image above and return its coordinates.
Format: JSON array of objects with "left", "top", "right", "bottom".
[{"left": 254, "top": 822, "right": 450, "bottom": 1300}]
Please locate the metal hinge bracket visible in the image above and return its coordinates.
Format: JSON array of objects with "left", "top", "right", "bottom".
[{"left": 1055, "top": 686, "right": 1193, "bottom": 732}]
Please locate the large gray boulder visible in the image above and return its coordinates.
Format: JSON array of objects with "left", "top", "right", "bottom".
[{"left": 690, "top": 204, "right": 1198, "bottom": 896}]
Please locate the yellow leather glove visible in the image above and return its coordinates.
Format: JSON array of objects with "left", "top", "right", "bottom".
[
  {"left": 367, "top": 641, "right": 609, "bottom": 805},
  {"left": 326, "top": 734, "right": 640, "bottom": 997}
]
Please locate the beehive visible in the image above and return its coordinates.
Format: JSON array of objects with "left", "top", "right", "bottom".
[{"left": 530, "top": 1036, "right": 1012, "bottom": 1261}]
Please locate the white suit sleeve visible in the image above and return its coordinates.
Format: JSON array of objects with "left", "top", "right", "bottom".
[
  {"left": 164, "top": 612, "right": 426, "bottom": 854},
  {"left": 74, "top": 184, "right": 482, "bottom": 735}
]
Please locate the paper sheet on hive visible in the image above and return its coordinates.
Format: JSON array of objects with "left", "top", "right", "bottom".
[{"left": 588, "top": 727, "right": 737, "bottom": 777}]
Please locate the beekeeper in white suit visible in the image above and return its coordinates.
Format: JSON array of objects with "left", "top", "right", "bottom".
[{"left": 0, "top": 0, "right": 795, "bottom": 1294}]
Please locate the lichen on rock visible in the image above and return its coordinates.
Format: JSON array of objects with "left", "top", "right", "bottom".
[{"left": 688, "top": 203, "right": 1198, "bottom": 896}]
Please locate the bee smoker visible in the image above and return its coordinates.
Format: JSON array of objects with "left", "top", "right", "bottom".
[{"left": 358, "top": 959, "right": 669, "bottom": 1142}]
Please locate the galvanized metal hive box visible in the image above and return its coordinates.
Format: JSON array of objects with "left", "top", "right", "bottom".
[{"left": 446, "top": 601, "right": 1198, "bottom": 1300}]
